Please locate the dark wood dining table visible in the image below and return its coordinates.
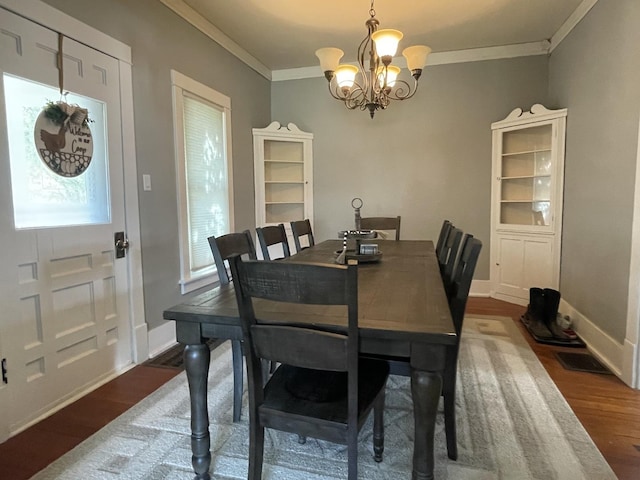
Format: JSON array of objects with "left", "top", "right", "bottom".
[{"left": 163, "top": 239, "right": 457, "bottom": 480}]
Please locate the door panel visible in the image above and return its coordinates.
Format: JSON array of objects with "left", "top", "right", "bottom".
[{"left": 0, "top": 8, "right": 132, "bottom": 437}]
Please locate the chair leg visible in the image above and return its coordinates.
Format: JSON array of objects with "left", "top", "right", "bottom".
[
  {"left": 443, "top": 346, "right": 458, "bottom": 460},
  {"left": 248, "top": 422, "right": 264, "bottom": 480},
  {"left": 347, "top": 427, "right": 358, "bottom": 480},
  {"left": 373, "top": 389, "right": 385, "bottom": 462},
  {"left": 231, "top": 340, "right": 243, "bottom": 422}
]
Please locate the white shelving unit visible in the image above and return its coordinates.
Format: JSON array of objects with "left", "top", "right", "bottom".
[
  {"left": 490, "top": 105, "right": 567, "bottom": 304},
  {"left": 253, "top": 122, "right": 313, "bottom": 255}
]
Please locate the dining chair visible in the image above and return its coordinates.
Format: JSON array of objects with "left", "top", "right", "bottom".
[
  {"left": 229, "top": 256, "right": 389, "bottom": 480},
  {"left": 207, "top": 230, "right": 257, "bottom": 422},
  {"left": 435, "top": 219, "right": 453, "bottom": 259},
  {"left": 360, "top": 216, "right": 401, "bottom": 240},
  {"left": 442, "top": 236, "right": 482, "bottom": 460},
  {"left": 256, "top": 224, "right": 291, "bottom": 260},
  {"left": 290, "top": 219, "right": 315, "bottom": 253}
]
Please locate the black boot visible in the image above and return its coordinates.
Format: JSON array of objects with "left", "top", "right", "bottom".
[
  {"left": 543, "top": 288, "right": 571, "bottom": 340},
  {"left": 524, "top": 287, "right": 546, "bottom": 324}
]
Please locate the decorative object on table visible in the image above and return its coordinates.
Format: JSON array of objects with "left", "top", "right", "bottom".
[
  {"left": 315, "top": 0, "right": 431, "bottom": 118},
  {"left": 33, "top": 33, "right": 93, "bottom": 177},
  {"left": 335, "top": 197, "right": 383, "bottom": 263}
]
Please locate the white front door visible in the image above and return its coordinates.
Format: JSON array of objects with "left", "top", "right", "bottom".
[{"left": 0, "top": 8, "right": 133, "bottom": 438}]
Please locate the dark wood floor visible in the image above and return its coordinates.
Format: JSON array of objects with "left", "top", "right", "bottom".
[{"left": 0, "top": 297, "right": 638, "bottom": 479}]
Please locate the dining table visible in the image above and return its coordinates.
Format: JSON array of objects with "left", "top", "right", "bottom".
[{"left": 163, "top": 239, "right": 457, "bottom": 480}]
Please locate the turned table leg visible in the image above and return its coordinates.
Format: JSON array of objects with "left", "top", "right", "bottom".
[
  {"left": 184, "top": 343, "right": 211, "bottom": 480},
  {"left": 410, "top": 368, "right": 443, "bottom": 480}
]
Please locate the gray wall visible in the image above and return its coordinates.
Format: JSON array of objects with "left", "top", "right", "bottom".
[
  {"left": 549, "top": 0, "right": 640, "bottom": 343},
  {"left": 272, "top": 57, "right": 549, "bottom": 279},
  {"left": 43, "top": 0, "right": 271, "bottom": 329}
]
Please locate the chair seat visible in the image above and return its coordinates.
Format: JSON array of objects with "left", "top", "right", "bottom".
[{"left": 262, "top": 359, "right": 389, "bottom": 429}]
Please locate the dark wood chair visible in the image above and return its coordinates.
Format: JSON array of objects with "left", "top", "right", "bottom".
[
  {"left": 435, "top": 219, "right": 453, "bottom": 259},
  {"left": 229, "top": 256, "right": 389, "bottom": 480},
  {"left": 290, "top": 219, "right": 315, "bottom": 253},
  {"left": 442, "top": 237, "right": 482, "bottom": 460},
  {"left": 256, "top": 224, "right": 290, "bottom": 260},
  {"left": 207, "top": 230, "right": 257, "bottom": 422},
  {"left": 360, "top": 216, "right": 401, "bottom": 240}
]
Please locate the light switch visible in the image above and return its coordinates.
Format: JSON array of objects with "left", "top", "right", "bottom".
[{"left": 142, "top": 174, "right": 152, "bottom": 191}]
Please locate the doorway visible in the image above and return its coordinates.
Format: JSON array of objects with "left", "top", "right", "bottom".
[{"left": 0, "top": 4, "right": 144, "bottom": 439}]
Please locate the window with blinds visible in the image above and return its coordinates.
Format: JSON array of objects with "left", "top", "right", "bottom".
[{"left": 171, "top": 71, "right": 233, "bottom": 294}]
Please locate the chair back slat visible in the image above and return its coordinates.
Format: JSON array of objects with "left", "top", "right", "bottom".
[
  {"left": 208, "top": 230, "right": 256, "bottom": 284},
  {"left": 435, "top": 220, "right": 452, "bottom": 258},
  {"left": 360, "top": 216, "right": 401, "bottom": 240},
  {"left": 251, "top": 325, "right": 348, "bottom": 371},
  {"left": 257, "top": 224, "right": 291, "bottom": 260},
  {"left": 290, "top": 219, "right": 315, "bottom": 252},
  {"left": 439, "top": 227, "right": 463, "bottom": 276}
]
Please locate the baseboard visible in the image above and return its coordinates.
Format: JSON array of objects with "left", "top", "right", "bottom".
[
  {"left": 622, "top": 338, "right": 638, "bottom": 388},
  {"left": 470, "top": 279, "right": 491, "bottom": 297},
  {"left": 492, "top": 291, "right": 528, "bottom": 307},
  {"left": 148, "top": 321, "right": 178, "bottom": 358},
  {"left": 133, "top": 322, "right": 149, "bottom": 363},
  {"left": 559, "top": 299, "right": 625, "bottom": 379}
]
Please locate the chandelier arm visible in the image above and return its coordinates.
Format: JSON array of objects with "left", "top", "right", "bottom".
[{"left": 386, "top": 77, "right": 420, "bottom": 101}]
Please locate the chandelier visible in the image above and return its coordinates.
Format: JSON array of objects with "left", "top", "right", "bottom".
[{"left": 315, "top": 0, "right": 431, "bottom": 118}]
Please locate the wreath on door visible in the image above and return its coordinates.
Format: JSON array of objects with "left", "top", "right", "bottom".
[{"left": 32, "top": 33, "right": 94, "bottom": 178}]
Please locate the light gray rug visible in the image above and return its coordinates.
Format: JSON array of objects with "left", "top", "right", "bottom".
[{"left": 31, "top": 316, "right": 617, "bottom": 479}]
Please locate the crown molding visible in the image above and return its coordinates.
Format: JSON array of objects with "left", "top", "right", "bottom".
[
  {"left": 158, "top": 0, "right": 598, "bottom": 82},
  {"left": 272, "top": 41, "right": 550, "bottom": 82},
  {"left": 158, "top": 0, "right": 271, "bottom": 80},
  {"left": 550, "top": 0, "right": 599, "bottom": 52}
]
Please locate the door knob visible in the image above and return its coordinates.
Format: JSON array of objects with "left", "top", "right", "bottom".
[{"left": 114, "top": 231, "right": 130, "bottom": 258}]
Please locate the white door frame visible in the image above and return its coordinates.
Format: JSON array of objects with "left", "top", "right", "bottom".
[
  {"left": 623, "top": 112, "right": 640, "bottom": 389},
  {"left": 0, "top": 0, "right": 148, "bottom": 363}
]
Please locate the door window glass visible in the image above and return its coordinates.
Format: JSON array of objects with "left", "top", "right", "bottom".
[{"left": 3, "top": 74, "right": 110, "bottom": 229}]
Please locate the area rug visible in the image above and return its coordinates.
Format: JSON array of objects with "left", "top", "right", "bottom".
[{"left": 30, "top": 316, "right": 617, "bottom": 480}]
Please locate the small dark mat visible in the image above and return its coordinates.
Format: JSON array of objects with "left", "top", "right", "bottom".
[
  {"left": 144, "top": 338, "right": 224, "bottom": 370},
  {"left": 555, "top": 352, "right": 613, "bottom": 375}
]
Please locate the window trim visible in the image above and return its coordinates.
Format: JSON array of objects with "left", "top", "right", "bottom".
[{"left": 171, "top": 70, "right": 234, "bottom": 294}]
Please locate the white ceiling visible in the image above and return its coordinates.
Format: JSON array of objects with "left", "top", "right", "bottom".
[{"left": 164, "top": 0, "right": 592, "bottom": 74}]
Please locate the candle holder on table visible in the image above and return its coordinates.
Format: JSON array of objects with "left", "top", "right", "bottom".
[{"left": 335, "top": 198, "right": 383, "bottom": 264}]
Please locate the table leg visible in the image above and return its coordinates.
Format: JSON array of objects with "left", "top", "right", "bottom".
[
  {"left": 410, "top": 369, "right": 443, "bottom": 480},
  {"left": 184, "top": 343, "right": 211, "bottom": 480}
]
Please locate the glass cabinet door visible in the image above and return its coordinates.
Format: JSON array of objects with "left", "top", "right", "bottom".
[{"left": 499, "top": 124, "right": 554, "bottom": 229}]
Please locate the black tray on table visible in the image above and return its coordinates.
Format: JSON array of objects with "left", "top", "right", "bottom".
[{"left": 334, "top": 249, "right": 383, "bottom": 263}]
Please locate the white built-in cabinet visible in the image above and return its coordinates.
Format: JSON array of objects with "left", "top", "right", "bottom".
[
  {"left": 490, "top": 104, "right": 567, "bottom": 304},
  {"left": 253, "top": 122, "right": 313, "bottom": 256}
]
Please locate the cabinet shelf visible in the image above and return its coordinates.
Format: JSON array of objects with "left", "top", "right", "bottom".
[
  {"left": 264, "top": 159, "right": 304, "bottom": 164},
  {"left": 502, "top": 148, "right": 552, "bottom": 157},
  {"left": 265, "top": 181, "right": 304, "bottom": 184},
  {"left": 500, "top": 199, "right": 550, "bottom": 203},
  {"left": 501, "top": 174, "right": 551, "bottom": 180}
]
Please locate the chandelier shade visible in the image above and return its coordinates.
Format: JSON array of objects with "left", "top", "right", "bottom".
[{"left": 315, "top": 0, "right": 431, "bottom": 118}]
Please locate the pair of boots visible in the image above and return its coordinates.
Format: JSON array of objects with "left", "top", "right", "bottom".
[{"left": 525, "top": 287, "right": 572, "bottom": 341}]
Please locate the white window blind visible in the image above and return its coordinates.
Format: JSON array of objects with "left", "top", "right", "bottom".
[{"left": 172, "top": 71, "right": 233, "bottom": 294}]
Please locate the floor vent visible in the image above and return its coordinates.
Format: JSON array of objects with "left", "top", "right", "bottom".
[{"left": 554, "top": 352, "right": 612, "bottom": 375}]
